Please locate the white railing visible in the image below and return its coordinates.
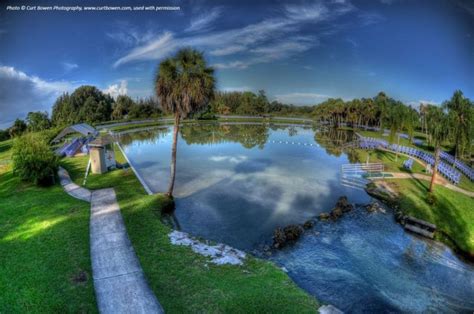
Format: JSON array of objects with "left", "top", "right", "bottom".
[{"left": 341, "top": 163, "right": 384, "bottom": 190}]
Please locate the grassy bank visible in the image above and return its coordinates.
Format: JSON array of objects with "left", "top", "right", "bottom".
[
  {"left": 0, "top": 141, "right": 97, "bottom": 312},
  {"left": 373, "top": 178, "right": 474, "bottom": 257},
  {"left": 62, "top": 146, "right": 319, "bottom": 312}
]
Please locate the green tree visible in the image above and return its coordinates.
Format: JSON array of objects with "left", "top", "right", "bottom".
[
  {"left": 236, "top": 92, "right": 258, "bottom": 115},
  {"left": 426, "top": 105, "right": 450, "bottom": 192},
  {"left": 374, "top": 91, "right": 388, "bottom": 132},
  {"left": 52, "top": 86, "right": 114, "bottom": 125},
  {"left": 112, "top": 95, "right": 135, "bottom": 120},
  {"left": 51, "top": 93, "right": 73, "bottom": 126},
  {"left": 79, "top": 97, "right": 99, "bottom": 124},
  {"left": 26, "top": 111, "right": 51, "bottom": 132},
  {"left": 445, "top": 90, "right": 473, "bottom": 161},
  {"left": 155, "top": 48, "right": 215, "bottom": 196},
  {"left": 255, "top": 90, "right": 269, "bottom": 114},
  {"left": 9, "top": 119, "right": 27, "bottom": 137}
]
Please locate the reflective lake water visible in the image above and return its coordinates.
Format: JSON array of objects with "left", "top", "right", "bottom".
[{"left": 118, "top": 123, "right": 474, "bottom": 313}]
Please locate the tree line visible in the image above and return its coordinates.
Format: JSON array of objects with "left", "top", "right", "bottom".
[
  {"left": 1, "top": 83, "right": 472, "bottom": 164},
  {"left": 312, "top": 91, "right": 473, "bottom": 161},
  {"left": 0, "top": 85, "right": 162, "bottom": 141},
  {"left": 207, "top": 90, "right": 313, "bottom": 117}
]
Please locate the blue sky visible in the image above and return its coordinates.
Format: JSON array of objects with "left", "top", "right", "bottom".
[{"left": 1, "top": 0, "right": 473, "bottom": 128}]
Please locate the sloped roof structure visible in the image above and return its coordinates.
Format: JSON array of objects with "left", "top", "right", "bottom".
[{"left": 52, "top": 123, "right": 98, "bottom": 143}]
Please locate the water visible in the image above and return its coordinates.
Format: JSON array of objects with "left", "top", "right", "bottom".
[{"left": 118, "top": 122, "right": 474, "bottom": 313}]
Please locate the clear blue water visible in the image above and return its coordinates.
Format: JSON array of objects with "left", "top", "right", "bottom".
[{"left": 118, "top": 123, "right": 474, "bottom": 313}]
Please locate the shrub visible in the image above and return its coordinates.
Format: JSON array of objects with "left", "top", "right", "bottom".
[{"left": 12, "top": 133, "right": 59, "bottom": 186}]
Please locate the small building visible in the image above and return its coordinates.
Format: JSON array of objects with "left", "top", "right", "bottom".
[
  {"left": 88, "top": 135, "right": 116, "bottom": 174},
  {"left": 51, "top": 123, "right": 99, "bottom": 144}
]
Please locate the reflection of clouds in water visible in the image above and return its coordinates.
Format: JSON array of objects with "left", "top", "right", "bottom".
[
  {"left": 175, "top": 169, "right": 234, "bottom": 198},
  {"left": 209, "top": 155, "right": 248, "bottom": 164},
  {"left": 173, "top": 160, "right": 336, "bottom": 221}
]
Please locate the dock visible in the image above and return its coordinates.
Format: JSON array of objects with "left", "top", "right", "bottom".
[{"left": 403, "top": 215, "right": 436, "bottom": 239}]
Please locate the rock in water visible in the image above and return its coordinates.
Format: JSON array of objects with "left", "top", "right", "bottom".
[
  {"left": 273, "top": 227, "right": 286, "bottom": 249},
  {"left": 273, "top": 224, "right": 305, "bottom": 248},
  {"left": 303, "top": 220, "right": 314, "bottom": 229},
  {"left": 335, "top": 196, "right": 354, "bottom": 213},
  {"left": 319, "top": 212, "right": 330, "bottom": 220},
  {"left": 283, "top": 224, "right": 304, "bottom": 241},
  {"left": 330, "top": 207, "right": 343, "bottom": 219}
]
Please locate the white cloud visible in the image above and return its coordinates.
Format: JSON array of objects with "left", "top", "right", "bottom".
[
  {"left": 284, "top": 2, "right": 328, "bottom": 21},
  {"left": 112, "top": 1, "right": 354, "bottom": 69},
  {"left": 113, "top": 32, "right": 176, "bottom": 68},
  {"left": 185, "top": 7, "right": 223, "bottom": 33},
  {"left": 274, "top": 92, "right": 332, "bottom": 105},
  {"left": 209, "top": 155, "right": 248, "bottom": 164},
  {"left": 103, "top": 80, "right": 128, "bottom": 99},
  {"left": 0, "top": 66, "right": 75, "bottom": 128},
  {"left": 61, "top": 62, "right": 78, "bottom": 72},
  {"left": 210, "top": 45, "right": 246, "bottom": 56},
  {"left": 358, "top": 12, "right": 385, "bottom": 26},
  {"left": 220, "top": 86, "right": 252, "bottom": 92}
]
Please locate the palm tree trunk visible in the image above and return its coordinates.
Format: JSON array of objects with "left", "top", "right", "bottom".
[
  {"left": 167, "top": 113, "right": 180, "bottom": 196},
  {"left": 429, "top": 146, "right": 440, "bottom": 193},
  {"left": 396, "top": 134, "right": 400, "bottom": 161}
]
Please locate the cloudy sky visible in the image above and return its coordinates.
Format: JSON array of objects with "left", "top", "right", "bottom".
[{"left": 1, "top": 0, "right": 474, "bottom": 128}]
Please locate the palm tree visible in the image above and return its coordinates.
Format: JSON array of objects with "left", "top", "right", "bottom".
[
  {"left": 425, "top": 105, "right": 450, "bottom": 193},
  {"left": 445, "top": 90, "right": 472, "bottom": 163},
  {"left": 155, "top": 48, "right": 215, "bottom": 196}
]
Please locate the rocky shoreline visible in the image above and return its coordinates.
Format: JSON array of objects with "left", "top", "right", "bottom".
[{"left": 266, "top": 196, "right": 385, "bottom": 253}]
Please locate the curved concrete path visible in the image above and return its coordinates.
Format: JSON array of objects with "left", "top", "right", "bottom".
[
  {"left": 58, "top": 168, "right": 164, "bottom": 313},
  {"left": 58, "top": 167, "right": 91, "bottom": 202}
]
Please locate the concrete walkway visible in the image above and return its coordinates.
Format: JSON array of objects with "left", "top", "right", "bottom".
[
  {"left": 58, "top": 168, "right": 163, "bottom": 313},
  {"left": 90, "top": 189, "right": 163, "bottom": 314},
  {"left": 58, "top": 167, "right": 91, "bottom": 202}
]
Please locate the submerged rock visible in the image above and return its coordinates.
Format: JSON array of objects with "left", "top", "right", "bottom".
[
  {"left": 303, "top": 220, "right": 315, "bottom": 229},
  {"left": 329, "top": 196, "right": 354, "bottom": 220},
  {"left": 319, "top": 212, "right": 330, "bottom": 220},
  {"left": 273, "top": 227, "right": 287, "bottom": 249},
  {"left": 284, "top": 224, "right": 304, "bottom": 241},
  {"left": 364, "top": 201, "right": 387, "bottom": 214},
  {"left": 330, "top": 207, "right": 343, "bottom": 219},
  {"left": 335, "top": 196, "right": 354, "bottom": 213},
  {"left": 272, "top": 224, "right": 305, "bottom": 249}
]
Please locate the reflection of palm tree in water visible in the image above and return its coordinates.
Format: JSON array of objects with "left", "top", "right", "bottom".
[
  {"left": 314, "top": 128, "right": 355, "bottom": 157},
  {"left": 162, "top": 211, "right": 182, "bottom": 230}
]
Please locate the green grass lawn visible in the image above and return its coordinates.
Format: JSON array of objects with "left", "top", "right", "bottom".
[
  {"left": 0, "top": 141, "right": 97, "bottom": 312},
  {"left": 61, "top": 146, "right": 319, "bottom": 313},
  {"left": 355, "top": 148, "right": 425, "bottom": 174},
  {"left": 390, "top": 179, "right": 474, "bottom": 256}
]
